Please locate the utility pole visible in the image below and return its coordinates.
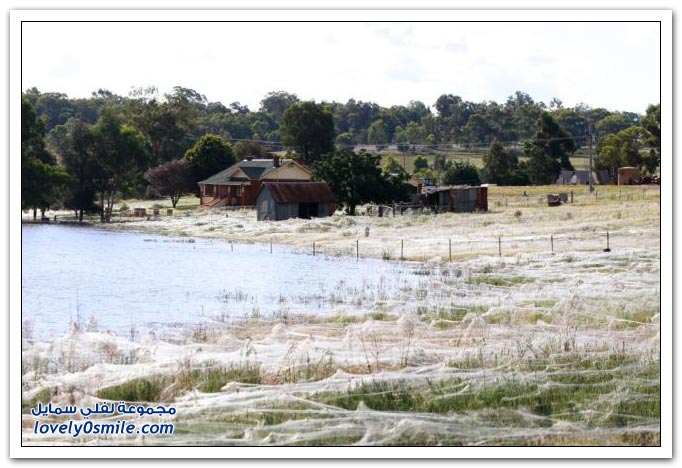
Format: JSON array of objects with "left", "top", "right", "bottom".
[
  {"left": 587, "top": 122, "right": 594, "bottom": 193},
  {"left": 402, "top": 142, "right": 407, "bottom": 171}
]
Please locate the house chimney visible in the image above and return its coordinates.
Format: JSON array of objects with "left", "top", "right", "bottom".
[{"left": 273, "top": 155, "right": 280, "bottom": 167}]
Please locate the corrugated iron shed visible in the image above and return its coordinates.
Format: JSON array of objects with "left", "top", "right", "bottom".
[
  {"left": 260, "top": 182, "right": 336, "bottom": 204},
  {"left": 421, "top": 185, "right": 487, "bottom": 212}
]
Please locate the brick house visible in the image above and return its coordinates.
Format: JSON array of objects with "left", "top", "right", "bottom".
[{"left": 197, "top": 156, "right": 313, "bottom": 208}]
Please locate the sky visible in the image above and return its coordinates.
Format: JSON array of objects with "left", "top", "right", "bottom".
[{"left": 21, "top": 21, "right": 660, "bottom": 113}]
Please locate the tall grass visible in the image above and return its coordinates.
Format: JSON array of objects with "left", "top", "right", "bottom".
[{"left": 314, "top": 355, "right": 659, "bottom": 428}]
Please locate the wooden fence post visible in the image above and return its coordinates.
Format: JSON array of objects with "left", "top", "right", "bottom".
[
  {"left": 449, "top": 238, "right": 452, "bottom": 262},
  {"left": 498, "top": 237, "right": 502, "bottom": 257}
]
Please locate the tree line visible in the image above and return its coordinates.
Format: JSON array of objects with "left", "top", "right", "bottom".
[
  {"left": 21, "top": 86, "right": 661, "bottom": 218},
  {"left": 24, "top": 87, "right": 655, "bottom": 152}
]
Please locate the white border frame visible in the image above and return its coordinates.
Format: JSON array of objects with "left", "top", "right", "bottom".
[{"left": 9, "top": 8, "right": 672, "bottom": 459}]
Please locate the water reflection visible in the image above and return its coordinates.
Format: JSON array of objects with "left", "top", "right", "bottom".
[{"left": 22, "top": 225, "right": 423, "bottom": 339}]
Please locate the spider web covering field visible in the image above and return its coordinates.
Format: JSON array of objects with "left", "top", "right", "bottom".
[{"left": 22, "top": 246, "right": 660, "bottom": 446}]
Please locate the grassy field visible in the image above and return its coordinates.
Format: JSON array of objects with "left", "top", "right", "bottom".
[
  {"left": 375, "top": 147, "right": 595, "bottom": 172},
  {"left": 92, "top": 183, "right": 655, "bottom": 218},
  {"left": 21, "top": 185, "right": 660, "bottom": 446},
  {"left": 94, "top": 184, "right": 660, "bottom": 263}
]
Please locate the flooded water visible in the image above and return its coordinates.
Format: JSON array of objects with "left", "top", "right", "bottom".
[{"left": 22, "top": 225, "right": 424, "bottom": 340}]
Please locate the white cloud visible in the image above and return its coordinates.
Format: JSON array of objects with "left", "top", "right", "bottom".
[{"left": 21, "top": 21, "right": 660, "bottom": 112}]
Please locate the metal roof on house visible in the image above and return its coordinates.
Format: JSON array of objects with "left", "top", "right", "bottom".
[
  {"left": 422, "top": 185, "right": 478, "bottom": 193},
  {"left": 199, "top": 159, "right": 300, "bottom": 185},
  {"left": 258, "top": 182, "right": 336, "bottom": 204}
]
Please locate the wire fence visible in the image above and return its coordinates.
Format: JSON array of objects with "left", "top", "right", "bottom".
[
  {"left": 296, "top": 228, "right": 653, "bottom": 263},
  {"left": 21, "top": 187, "right": 660, "bottom": 261}
]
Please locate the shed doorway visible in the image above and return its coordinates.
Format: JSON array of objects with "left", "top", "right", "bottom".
[{"left": 298, "top": 203, "right": 319, "bottom": 219}]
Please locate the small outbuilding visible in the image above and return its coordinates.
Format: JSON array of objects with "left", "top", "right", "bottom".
[
  {"left": 421, "top": 186, "right": 488, "bottom": 212},
  {"left": 617, "top": 167, "right": 641, "bottom": 186},
  {"left": 556, "top": 170, "right": 610, "bottom": 186},
  {"left": 256, "top": 182, "right": 336, "bottom": 221}
]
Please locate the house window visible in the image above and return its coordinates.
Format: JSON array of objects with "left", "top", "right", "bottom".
[
  {"left": 234, "top": 186, "right": 242, "bottom": 197},
  {"left": 204, "top": 185, "right": 214, "bottom": 196}
]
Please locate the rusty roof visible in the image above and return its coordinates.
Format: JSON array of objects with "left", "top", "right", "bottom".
[{"left": 259, "top": 182, "right": 336, "bottom": 204}]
